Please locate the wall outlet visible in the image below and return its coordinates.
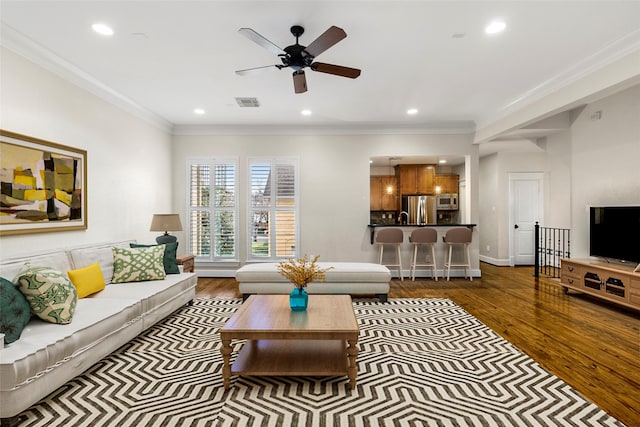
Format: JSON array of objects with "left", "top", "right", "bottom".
[{"left": 486, "top": 245, "right": 490, "bottom": 252}]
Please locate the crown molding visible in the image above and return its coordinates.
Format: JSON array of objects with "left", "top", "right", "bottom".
[
  {"left": 1, "top": 24, "right": 173, "bottom": 133},
  {"left": 476, "top": 29, "right": 640, "bottom": 131},
  {"left": 171, "top": 121, "right": 476, "bottom": 136}
]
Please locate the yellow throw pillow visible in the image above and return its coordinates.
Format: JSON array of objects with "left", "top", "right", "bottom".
[{"left": 68, "top": 262, "right": 106, "bottom": 298}]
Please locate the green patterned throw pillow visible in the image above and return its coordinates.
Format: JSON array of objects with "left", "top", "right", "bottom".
[
  {"left": 13, "top": 264, "right": 78, "bottom": 324},
  {"left": 130, "top": 242, "right": 179, "bottom": 274},
  {"left": 111, "top": 245, "right": 166, "bottom": 283},
  {"left": 0, "top": 276, "right": 32, "bottom": 343}
]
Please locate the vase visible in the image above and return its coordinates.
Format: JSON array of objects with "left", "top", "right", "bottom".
[{"left": 289, "top": 287, "right": 308, "bottom": 311}]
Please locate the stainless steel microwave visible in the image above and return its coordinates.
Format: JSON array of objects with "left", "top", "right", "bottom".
[{"left": 436, "top": 193, "right": 458, "bottom": 210}]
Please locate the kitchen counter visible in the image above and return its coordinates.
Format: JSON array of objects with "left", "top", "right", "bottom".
[{"left": 367, "top": 223, "right": 476, "bottom": 244}]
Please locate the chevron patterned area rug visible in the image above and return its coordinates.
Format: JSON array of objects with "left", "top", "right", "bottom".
[{"left": 17, "top": 298, "right": 622, "bottom": 427}]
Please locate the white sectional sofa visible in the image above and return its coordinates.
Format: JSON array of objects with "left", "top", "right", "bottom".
[
  {"left": 0, "top": 241, "right": 197, "bottom": 422},
  {"left": 235, "top": 262, "right": 391, "bottom": 302}
]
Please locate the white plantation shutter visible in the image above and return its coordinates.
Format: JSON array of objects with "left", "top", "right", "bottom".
[
  {"left": 249, "top": 159, "right": 298, "bottom": 260},
  {"left": 187, "top": 159, "right": 237, "bottom": 260},
  {"left": 274, "top": 164, "right": 296, "bottom": 257},
  {"left": 214, "top": 164, "right": 236, "bottom": 257},
  {"left": 189, "top": 163, "right": 211, "bottom": 257}
]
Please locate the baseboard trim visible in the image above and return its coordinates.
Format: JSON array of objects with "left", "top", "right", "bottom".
[
  {"left": 194, "top": 269, "right": 236, "bottom": 278},
  {"left": 479, "top": 255, "right": 511, "bottom": 266}
]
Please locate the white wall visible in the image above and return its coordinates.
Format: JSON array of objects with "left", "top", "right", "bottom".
[
  {"left": 0, "top": 48, "right": 173, "bottom": 259},
  {"left": 478, "top": 151, "right": 548, "bottom": 265},
  {"left": 171, "top": 132, "right": 481, "bottom": 275},
  {"left": 544, "top": 131, "right": 572, "bottom": 229},
  {"left": 478, "top": 84, "right": 640, "bottom": 266},
  {"left": 479, "top": 153, "right": 499, "bottom": 263},
  {"left": 569, "top": 84, "right": 640, "bottom": 259}
]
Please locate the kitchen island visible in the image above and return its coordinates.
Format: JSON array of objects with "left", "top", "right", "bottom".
[
  {"left": 367, "top": 223, "right": 476, "bottom": 245},
  {"left": 368, "top": 223, "right": 479, "bottom": 279}
]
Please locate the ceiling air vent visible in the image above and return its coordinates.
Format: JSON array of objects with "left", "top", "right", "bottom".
[{"left": 235, "top": 97, "right": 260, "bottom": 108}]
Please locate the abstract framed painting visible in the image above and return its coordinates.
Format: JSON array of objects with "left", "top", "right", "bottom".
[{"left": 0, "top": 130, "right": 87, "bottom": 235}]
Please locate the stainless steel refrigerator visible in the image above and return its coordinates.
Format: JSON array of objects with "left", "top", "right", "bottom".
[{"left": 401, "top": 195, "right": 436, "bottom": 224}]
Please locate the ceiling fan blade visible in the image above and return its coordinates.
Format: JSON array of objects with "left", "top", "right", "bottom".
[
  {"left": 238, "top": 28, "right": 286, "bottom": 56},
  {"left": 311, "top": 62, "right": 361, "bottom": 79},
  {"left": 293, "top": 70, "right": 307, "bottom": 94},
  {"left": 304, "top": 26, "right": 347, "bottom": 58},
  {"left": 235, "top": 65, "right": 280, "bottom": 76}
]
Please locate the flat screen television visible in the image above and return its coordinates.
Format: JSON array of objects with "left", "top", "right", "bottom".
[{"left": 589, "top": 206, "right": 640, "bottom": 264}]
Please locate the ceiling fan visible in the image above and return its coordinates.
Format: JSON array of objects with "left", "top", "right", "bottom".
[{"left": 235, "top": 25, "right": 361, "bottom": 94}]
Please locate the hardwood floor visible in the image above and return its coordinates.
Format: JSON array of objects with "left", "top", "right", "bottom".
[{"left": 196, "top": 263, "right": 640, "bottom": 426}]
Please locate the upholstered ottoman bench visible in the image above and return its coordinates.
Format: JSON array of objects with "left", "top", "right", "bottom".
[{"left": 235, "top": 262, "right": 391, "bottom": 302}]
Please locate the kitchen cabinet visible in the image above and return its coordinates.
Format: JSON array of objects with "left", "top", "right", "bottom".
[
  {"left": 435, "top": 174, "right": 459, "bottom": 195},
  {"left": 370, "top": 176, "right": 398, "bottom": 211},
  {"left": 395, "top": 165, "right": 435, "bottom": 195}
]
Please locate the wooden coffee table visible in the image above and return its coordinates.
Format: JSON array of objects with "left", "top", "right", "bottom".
[{"left": 220, "top": 294, "right": 360, "bottom": 389}]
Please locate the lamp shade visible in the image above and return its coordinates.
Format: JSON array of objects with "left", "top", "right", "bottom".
[
  {"left": 150, "top": 214, "right": 183, "bottom": 233},
  {"left": 150, "top": 214, "right": 183, "bottom": 245}
]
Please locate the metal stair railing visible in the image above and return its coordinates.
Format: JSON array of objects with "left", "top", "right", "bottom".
[{"left": 534, "top": 222, "right": 571, "bottom": 278}]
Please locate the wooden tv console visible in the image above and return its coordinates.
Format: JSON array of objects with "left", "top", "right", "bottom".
[{"left": 561, "top": 258, "right": 640, "bottom": 310}]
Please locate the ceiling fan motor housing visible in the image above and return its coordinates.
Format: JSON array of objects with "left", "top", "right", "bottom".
[
  {"left": 279, "top": 25, "right": 314, "bottom": 71},
  {"left": 281, "top": 44, "right": 313, "bottom": 70}
]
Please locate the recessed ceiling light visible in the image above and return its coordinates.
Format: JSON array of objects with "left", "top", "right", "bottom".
[
  {"left": 485, "top": 20, "right": 506, "bottom": 34},
  {"left": 301, "top": 109, "right": 312, "bottom": 116},
  {"left": 92, "top": 23, "right": 114, "bottom": 36},
  {"left": 439, "top": 159, "right": 447, "bottom": 164},
  {"left": 194, "top": 108, "right": 205, "bottom": 115},
  {"left": 407, "top": 108, "right": 418, "bottom": 115}
]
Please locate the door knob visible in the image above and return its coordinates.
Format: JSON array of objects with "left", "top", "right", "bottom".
[{"left": 514, "top": 224, "right": 519, "bottom": 229}]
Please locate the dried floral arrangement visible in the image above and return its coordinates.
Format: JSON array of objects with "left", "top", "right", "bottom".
[{"left": 277, "top": 254, "right": 333, "bottom": 288}]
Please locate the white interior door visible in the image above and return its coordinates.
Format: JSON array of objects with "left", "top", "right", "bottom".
[{"left": 509, "top": 173, "right": 543, "bottom": 265}]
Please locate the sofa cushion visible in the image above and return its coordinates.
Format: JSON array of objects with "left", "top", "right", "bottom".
[
  {"left": 0, "top": 277, "right": 32, "bottom": 344},
  {"left": 0, "top": 251, "right": 73, "bottom": 286},
  {"left": 130, "top": 242, "right": 179, "bottom": 274},
  {"left": 0, "top": 297, "right": 141, "bottom": 394},
  {"left": 67, "top": 262, "right": 106, "bottom": 298},
  {"left": 13, "top": 264, "right": 78, "bottom": 324},
  {"left": 68, "top": 241, "right": 134, "bottom": 285},
  {"left": 90, "top": 273, "right": 197, "bottom": 329},
  {"left": 111, "top": 246, "right": 166, "bottom": 283}
]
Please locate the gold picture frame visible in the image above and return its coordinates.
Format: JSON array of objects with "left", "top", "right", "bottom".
[{"left": 0, "top": 130, "right": 87, "bottom": 235}]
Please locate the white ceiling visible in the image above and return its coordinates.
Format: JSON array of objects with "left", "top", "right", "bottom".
[{"left": 1, "top": 1, "right": 639, "bottom": 138}]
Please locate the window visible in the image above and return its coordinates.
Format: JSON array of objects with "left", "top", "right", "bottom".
[
  {"left": 249, "top": 159, "right": 298, "bottom": 260},
  {"left": 187, "top": 159, "right": 237, "bottom": 260}
]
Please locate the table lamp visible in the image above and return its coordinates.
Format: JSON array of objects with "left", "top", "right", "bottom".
[{"left": 150, "top": 214, "right": 183, "bottom": 244}]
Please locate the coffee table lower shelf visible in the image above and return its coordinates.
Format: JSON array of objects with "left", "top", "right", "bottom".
[{"left": 232, "top": 339, "right": 348, "bottom": 376}]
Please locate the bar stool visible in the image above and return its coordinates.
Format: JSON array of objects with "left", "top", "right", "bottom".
[
  {"left": 409, "top": 228, "right": 438, "bottom": 281},
  {"left": 375, "top": 228, "right": 404, "bottom": 281},
  {"left": 442, "top": 227, "right": 473, "bottom": 281}
]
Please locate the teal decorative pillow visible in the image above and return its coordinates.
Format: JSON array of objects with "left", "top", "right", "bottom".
[
  {"left": 13, "top": 264, "right": 77, "bottom": 324},
  {"left": 112, "top": 245, "right": 166, "bottom": 283},
  {"left": 130, "top": 242, "right": 179, "bottom": 274},
  {"left": 0, "top": 276, "right": 32, "bottom": 344}
]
